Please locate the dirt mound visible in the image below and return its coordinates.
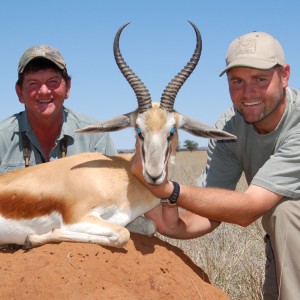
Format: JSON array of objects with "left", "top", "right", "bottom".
[{"left": 0, "top": 233, "right": 228, "bottom": 299}]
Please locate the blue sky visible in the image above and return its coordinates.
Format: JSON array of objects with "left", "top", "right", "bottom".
[{"left": 1, "top": 1, "right": 300, "bottom": 150}]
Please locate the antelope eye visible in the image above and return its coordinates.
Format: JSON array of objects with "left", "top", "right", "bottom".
[
  {"left": 136, "top": 127, "right": 144, "bottom": 140},
  {"left": 168, "top": 128, "right": 175, "bottom": 141}
]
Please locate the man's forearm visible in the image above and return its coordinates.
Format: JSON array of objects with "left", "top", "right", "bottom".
[{"left": 176, "top": 184, "right": 281, "bottom": 227}]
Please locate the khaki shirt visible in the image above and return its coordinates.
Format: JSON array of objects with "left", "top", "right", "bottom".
[
  {"left": 198, "top": 87, "right": 300, "bottom": 199},
  {"left": 0, "top": 107, "right": 118, "bottom": 173}
]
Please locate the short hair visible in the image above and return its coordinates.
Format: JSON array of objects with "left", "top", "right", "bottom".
[{"left": 274, "top": 64, "right": 284, "bottom": 77}]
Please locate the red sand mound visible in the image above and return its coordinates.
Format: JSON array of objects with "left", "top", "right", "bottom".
[{"left": 0, "top": 233, "right": 228, "bottom": 299}]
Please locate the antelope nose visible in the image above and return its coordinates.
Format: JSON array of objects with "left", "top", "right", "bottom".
[{"left": 147, "top": 171, "right": 164, "bottom": 185}]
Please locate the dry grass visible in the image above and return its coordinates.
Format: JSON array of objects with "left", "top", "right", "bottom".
[{"left": 156, "top": 150, "right": 265, "bottom": 300}]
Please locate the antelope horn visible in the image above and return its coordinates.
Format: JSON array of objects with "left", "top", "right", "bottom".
[
  {"left": 160, "top": 21, "right": 202, "bottom": 112},
  {"left": 114, "top": 23, "right": 152, "bottom": 114}
]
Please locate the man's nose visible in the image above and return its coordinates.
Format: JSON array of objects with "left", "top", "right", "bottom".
[
  {"left": 243, "top": 82, "right": 256, "bottom": 94},
  {"left": 38, "top": 84, "right": 50, "bottom": 94}
]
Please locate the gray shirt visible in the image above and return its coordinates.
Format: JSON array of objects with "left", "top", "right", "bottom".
[
  {"left": 0, "top": 106, "right": 118, "bottom": 173},
  {"left": 198, "top": 87, "right": 300, "bottom": 200}
]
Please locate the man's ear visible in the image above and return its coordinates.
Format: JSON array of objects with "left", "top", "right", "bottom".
[
  {"left": 282, "top": 64, "right": 290, "bottom": 88},
  {"left": 15, "top": 84, "right": 25, "bottom": 104}
]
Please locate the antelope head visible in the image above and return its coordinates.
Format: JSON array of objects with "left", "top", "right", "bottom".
[{"left": 76, "top": 21, "right": 236, "bottom": 185}]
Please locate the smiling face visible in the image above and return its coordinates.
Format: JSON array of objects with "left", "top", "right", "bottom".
[
  {"left": 16, "top": 68, "right": 71, "bottom": 124},
  {"left": 227, "top": 65, "right": 290, "bottom": 133}
]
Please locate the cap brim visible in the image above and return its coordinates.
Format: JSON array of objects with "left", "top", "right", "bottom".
[{"left": 219, "top": 59, "right": 277, "bottom": 77}]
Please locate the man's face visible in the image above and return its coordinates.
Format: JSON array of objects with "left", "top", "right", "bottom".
[
  {"left": 16, "top": 68, "right": 71, "bottom": 122},
  {"left": 227, "top": 65, "right": 289, "bottom": 133}
]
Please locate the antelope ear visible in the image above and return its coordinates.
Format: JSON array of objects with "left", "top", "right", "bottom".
[
  {"left": 75, "top": 111, "right": 137, "bottom": 133},
  {"left": 178, "top": 114, "right": 237, "bottom": 140}
]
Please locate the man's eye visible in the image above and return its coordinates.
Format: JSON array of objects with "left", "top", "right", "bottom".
[
  {"left": 47, "top": 80, "right": 60, "bottom": 89},
  {"left": 28, "top": 82, "right": 40, "bottom": 88},
  {"left": 233, "top": 79, "right": 242, "bottom": 84}
]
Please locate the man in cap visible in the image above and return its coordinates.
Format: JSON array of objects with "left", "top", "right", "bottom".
[
  {"left": 0, "top": 45, "right": 117, "bottom": 173},
  {"left": 131, "top": 31, "right": 300, "bottom": 299}
]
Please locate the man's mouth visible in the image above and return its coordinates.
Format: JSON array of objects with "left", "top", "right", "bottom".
[
  {"left": 243, "top": 100, "right": 263, "bottom": 106},
  {"left": 38, "top": 99, "right": 53, "bottom": 104}
]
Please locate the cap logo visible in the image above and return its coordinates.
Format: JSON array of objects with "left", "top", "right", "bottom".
[{"left": 235, "top": 38, "right": 257, "bottom": 56}]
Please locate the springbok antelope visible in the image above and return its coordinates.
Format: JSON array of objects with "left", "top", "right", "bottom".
[{"left": 0, "top": 22, "right": 236, "bottom": 250}]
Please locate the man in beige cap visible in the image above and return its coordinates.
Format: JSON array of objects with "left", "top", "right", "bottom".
[
  {"left": 131, "top": 31, "right": 300, "bottom": 299},
  {"left": 0, "top": 45, "right": 117, "bottom": 172}
]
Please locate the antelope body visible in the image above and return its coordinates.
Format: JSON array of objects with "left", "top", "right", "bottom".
[
  {"left": 0, "top": 22, "right": 236, "bottom": 249},
  {"left": 0, "top": 152, "right": 157, "bottom": 248}
]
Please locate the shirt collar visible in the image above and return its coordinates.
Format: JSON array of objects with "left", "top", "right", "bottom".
[{"left": 17, "top": 107, "right": 73, "bottom": 141}]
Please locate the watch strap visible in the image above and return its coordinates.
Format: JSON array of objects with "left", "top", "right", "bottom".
[{"left": 161, "top": 181, "right": 180, "bottom": 207}]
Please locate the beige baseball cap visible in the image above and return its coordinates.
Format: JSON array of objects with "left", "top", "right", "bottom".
[
  {"left": 219, "top": 31, "right": 286, "bottom": 77},
  {"left": 18, "top": 45, "right": 66, "bottom": 74}
]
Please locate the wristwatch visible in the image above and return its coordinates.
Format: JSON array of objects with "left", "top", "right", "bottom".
[{"left": 160, "top": 181, "right": 180, "bottom": 207}]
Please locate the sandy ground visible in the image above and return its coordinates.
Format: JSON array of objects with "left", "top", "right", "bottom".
[{"left": 0, "top": 233, "right": 229, "bottom": 299}]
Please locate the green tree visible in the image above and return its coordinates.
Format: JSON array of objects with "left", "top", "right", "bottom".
[{"left": 183, "top": 139, "right": 198, "bottom": 151}]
